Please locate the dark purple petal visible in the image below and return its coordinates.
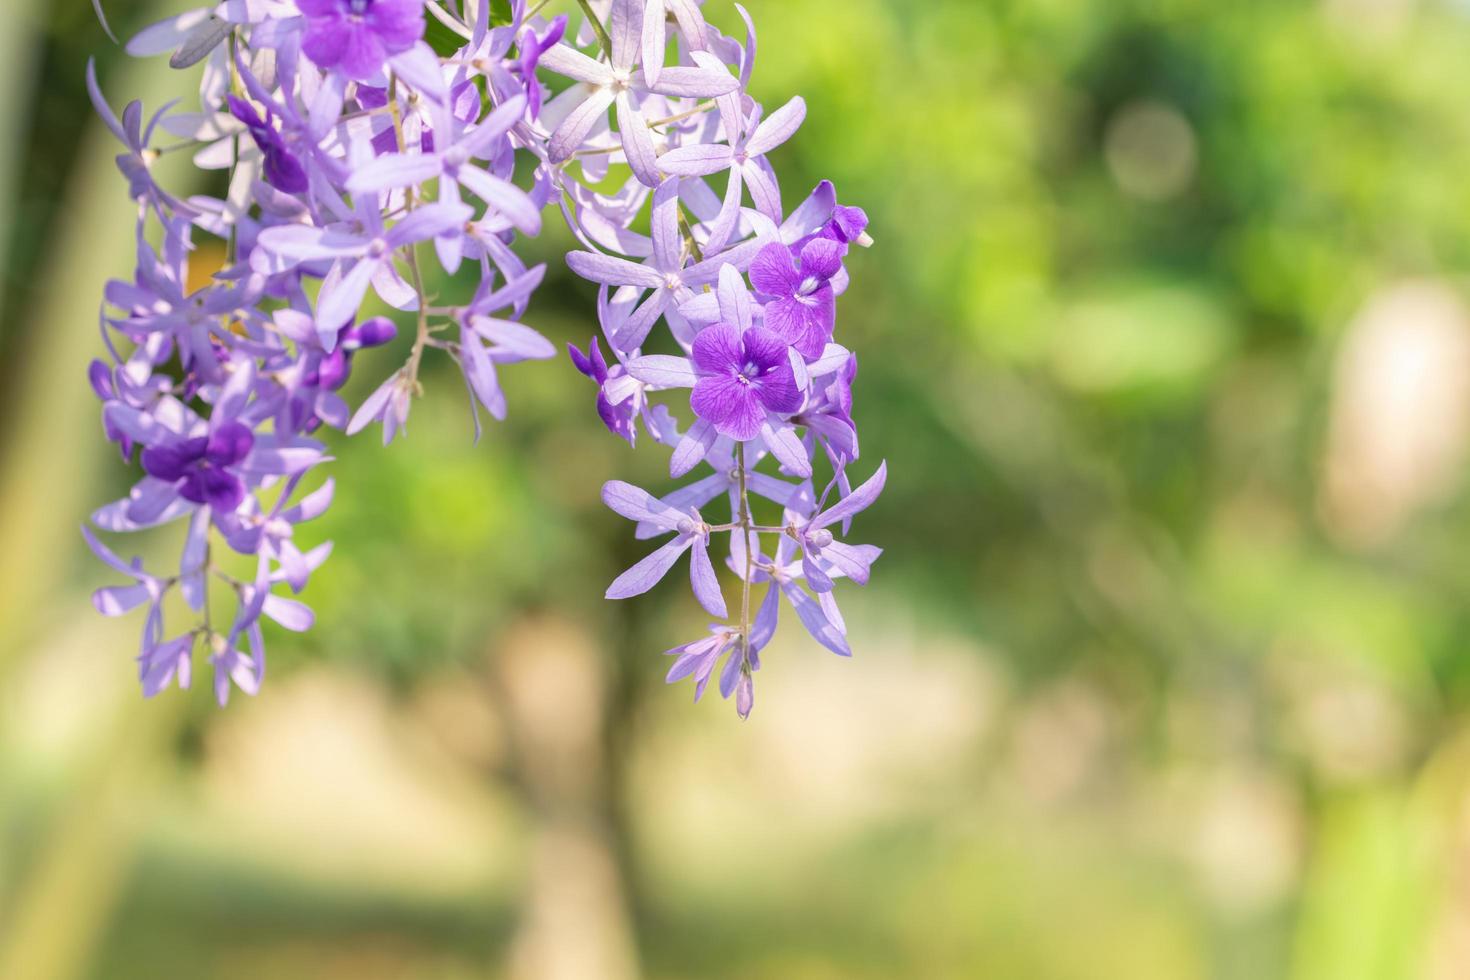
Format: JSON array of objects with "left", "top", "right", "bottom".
[
  {"left": 318, "top": 348, "right": 351, "bottom": 390},
  {"left": 691, "top": 374, "right": 764, "bottom": 441},
  {"left": 691, "top": 323, "right": 743, "bottom": 374},
  {"left": 755, "top": 359, "right": 802, "bottom": 415},
  {"left": 206, "top": 420, "right": 255, "bottom": 465},
  {"left": 762, "top": 291, "right": 833, "bottom": 360},
  {"left": 813, "top": 460, "right": 886, "bottom": 530},
  {"left": 225, "top": 93, "right": 264, "bottom": 130},
  {"left": 141, "top": 437, "right": 206, "bottom": 482},
  {"left": 748, "top": 242, "right": 801, "bottom": 297},
  {"left": 263, "top": 146, "right": 309, "bottom": 195},
  {"left": 88, "top": 359, "right": 114, "bottom": 400},
  {"left": 568, "top": 341, "right": 596, "bottom": 379},
  {"left": 343, "top": 315, "right": 398, "bottom": 349},
  {"left": 181, "top": 467, "right": 246, "bottom": 511},
  {"left": 799, "top": 237, "right": 845, "bottom": 281},
  {"left": 740, "top": 326, "right": 789, "bottom": 372},
  {"left": 597, "top": 392, "right": 635, "bottom": 443},
  {"left": 831, "top": 205, "right": 868, "bottom": 243}
]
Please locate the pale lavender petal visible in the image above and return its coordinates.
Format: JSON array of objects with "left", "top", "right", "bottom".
[
  {"left": 461, "top": 323, "right": 507, "bottom": 421},
  {"left": 126, "top": 9, "right": 212, "bottom": 56},
  {"left": 346, "top": 373, "right": 398, "bottom": 435},
  {"left": 460, "top": 93, "right": 528, "bottom": 158},
  {"left": 812, "top": 460, "right": 886, "bottom": 530},
  {"left": 458, "top": 166, "right": 542, "bottom": 233},
  {"left": 657, "top": 143, "right": 733, "bottom": 178},
  {"left": 650, "top": 176, "right": 683, "bottom": 271},
  {"left": 386, "top": 202, "right": 474, "bottom": 247},
  {"left": 538, "top": 44, "right": 615, "bottom": 84},
  {"left": 808, "top": 343, "right": 853, "bottom": 376},
  {"left": 748, "top": 581, "right": 779, "bottom": 651},
  {"left": 180, "top": 508, "right": 210, "bottom": 611},
  {"left": 315, "top": 258, "right": 378, "bottom": 336},
  {"left": 703, "top": 163, "right": 745, "bottom": 253},
  {"left": 745, "top": 95, "right": 805, "bottom": 158},
  {"left": 716, "top": 262, "right": 753, "bottom": 331},
  {"left": 566, "top": 249, "right": 664, "bottom": 288},
  {"left": 647, "top": 66, "right": 739, "bottom": 98},
  {"left": 607, "top": 0, "right": 639, "bottom": 70},
  {"left": 760, "top": 418, "right": 812, "bottom": 476},
  {"left": 94, "top": 583, "right": 153, "bottom": 616},
  {"left": 781, "top": 580, "right": 851, "bottom": 657},
  {"left": 627, "top": 354, "right": 697, "bottom": 387},
  {"left": 370, "top": 262, "right": 419, "bottom": 311},
  {"left": 388, "top": 43, "right": 449, "bottom": 99},
  {"left": 263, "top": 594, "right": 314, "bottom": 631},
  {"left": 471, "top": 317, "right": 556, "bottom": 359},
  {"left": 346, "top": 151, "right": 445, "bottom": 194},
  {"left": 257, "top": 224, "right": 367, "bottom": 262},
  {"left": 742, "top": 157, "right": 782, "bottom": 220},
  {"left": 609, "top": 289, "right": 669, "bottom": 351},
  {"left": 282, "top": 478, "right": 335, "bottom": 523},
  {"left": 822, "top": 541, "right": 882, "bottom": 585},
  {"left": 603, "top": 480, "right": 685, "bottom": 528},
  {"left": 801, "top": 543, "right": 835, "bottom": 593},
  {"left": 667, "top": 0, "right": 708, "bottom": 49},
  {"left": 606, "top": 536, "right": 693, "bottom": 599},
  {"left": 641, "top": 0, "right": 667, "bottom": 86},
  {"left": 548, "top": 86, "right": 616, "bottom": 163},
  {"left": 616, "top": 92, "right": 661, "bottom": 187},
  {"left": 689, "top": 534, "right": 727, "bottom": 617},
  {"left": 670, "top": 416, "right": 718, "bottom": 477}
]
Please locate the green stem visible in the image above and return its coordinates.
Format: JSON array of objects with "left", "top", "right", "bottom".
[
  {"left": 576, "top": 0, "right": 614, "bottom": 56},
  {"left": 388, "top": 74, "right": 433, "bottom": 387},
  {"left": 735, "top": 443, "right": 753, "bottom": 666}
]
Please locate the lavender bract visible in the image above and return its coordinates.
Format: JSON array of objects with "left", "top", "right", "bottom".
[{"left": 87, "top": 0, "right": 879, "bottom": 718}]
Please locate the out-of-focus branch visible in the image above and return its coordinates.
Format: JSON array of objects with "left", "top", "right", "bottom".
[
  {"left": 0, "top": 20, "right": 192, "bottom": 674},
  {"left": 0, "top": 0, "right": 43, "bottom": 329}
]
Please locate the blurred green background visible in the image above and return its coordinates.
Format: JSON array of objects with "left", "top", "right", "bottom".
[{"left": 7, "top": 0, "right": 1470, "bottom": 977}]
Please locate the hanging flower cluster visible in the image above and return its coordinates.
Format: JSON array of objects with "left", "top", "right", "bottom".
[{"left": 86, "top": 0, "right": 881, "bottom": 718}]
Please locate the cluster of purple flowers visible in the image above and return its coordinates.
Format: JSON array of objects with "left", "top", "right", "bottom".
[{"left": 87, "top": 0, "right": 880, "bottom": 718}]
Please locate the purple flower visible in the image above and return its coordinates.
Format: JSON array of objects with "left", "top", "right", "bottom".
[
  {"left": 538, "top": 0, "right": 739, "bottom": 186},
  {"left": 347, "top": 94, "right": 539, "bottom": 274},
  {"left": 298, "top": 0, "right": 425, "bottom": 81},
  {"left": 346, "top": 369, "right": 416, "bottom": 445},
  {"left": 664, "top": 624, "right": 757, "bottom": 718},
  {"left": 141, "top": 420, "right": 256, "bottom": 511},
  {"left": 227, "top": 94, "right": 309, "bottom": 194},
  {"left": 570, "top": 336, "right": 639, "bottom": 443},
  {"left": 688, "top": 324, "right": 802, "bottom": 441},
  {"left": 602, "top": 481, "right": 726, "bottom": 617},
  {"left": 787, "top": 461, "right": 887, "bottom": 593},
  {"left": 318, "top": 315, "right": 399, "bottom": 391},
  {"left": 257, "top": 198, "right": 470, "bottom": 345},
  {"left": 659, "top": 95, "right": 806, "bottom": 250},
  {"left": 564, "top": 178, "right": 763, "bottom": 351},
  {"left": 796, "top": 353, "right": 860, "bottom": 466},
  {"left": 514, "top": 15, "right": 567, "bottom": 119},
  {"left": 86, "top": 0, "right": 877, "bottom": 716},
  {"left": 734, "top": 530, "right": 853, "bottom": 659},
  {"left": 749, "top": 238, "right": 845, "bottom": 359},
  {"left": 139, "top": 635, "right": 194, "bottom": 698}
]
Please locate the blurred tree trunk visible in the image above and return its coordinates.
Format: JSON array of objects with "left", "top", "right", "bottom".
[{"left": 494, "top": 614, "right": 642, "bottom": 980}]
